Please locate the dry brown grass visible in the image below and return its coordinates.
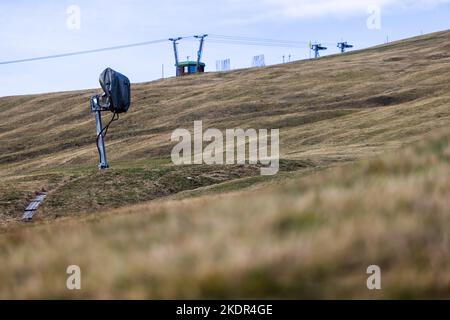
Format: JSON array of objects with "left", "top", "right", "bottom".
[
  {"left": 0, "top": 128, "right": 448, "bottom": 299},
  {"left": 1, "top": 30, "right": 450, "bottom": 221}
]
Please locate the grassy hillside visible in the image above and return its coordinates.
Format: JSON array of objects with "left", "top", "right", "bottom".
[
  {"left": 0, "top": 30, "right": 450, "bottom": 298},
  {"left": 1, "top": 30, "right": 450, "bottom": 223},
  {"left": 1, "top": 127, "right": 449, "bottom": 299}
]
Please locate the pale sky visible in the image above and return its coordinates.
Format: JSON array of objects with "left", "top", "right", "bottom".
[{"left": 0, "top": 0, "right": 449, "bottom": 97}]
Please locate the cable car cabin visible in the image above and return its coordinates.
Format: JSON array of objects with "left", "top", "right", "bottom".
[{"left": 176, "top": 61, "right": 205, "bottom": 76}]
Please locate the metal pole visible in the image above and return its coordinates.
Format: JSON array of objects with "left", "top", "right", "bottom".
[
  {"left": 95, "top": 110, "right": 109, "bottom": 169},
  {"left": 195, "top": 34, "right": 208, "bottom": 73},
  {"left": 169, "top": 37, "right": 181, "bottom": 77},
  {"left": 173, "top": 41, "right": 180, "bottom": 76}
]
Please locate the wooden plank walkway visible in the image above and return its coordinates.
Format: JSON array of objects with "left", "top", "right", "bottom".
[{"left": 22, "top": 193, "right": 47, "bottom": 221}]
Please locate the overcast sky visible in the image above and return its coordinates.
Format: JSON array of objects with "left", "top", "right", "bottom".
[{"left": 1, "top": 0, "right": 450, "bottom": 97}]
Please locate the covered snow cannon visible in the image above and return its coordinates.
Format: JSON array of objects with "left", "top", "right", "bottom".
[{"left": 90, "top": 68, "right": 131, "bottom": 169}]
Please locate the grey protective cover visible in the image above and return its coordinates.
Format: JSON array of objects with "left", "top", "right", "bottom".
[{"left": 99, "top": 67, "right": 131, "bottom": 114}]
